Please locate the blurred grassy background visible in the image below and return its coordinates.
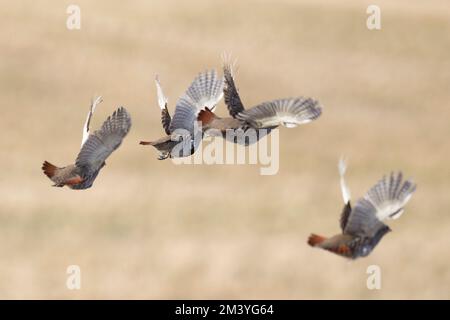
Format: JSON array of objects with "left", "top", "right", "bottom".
[{"left": 0, "top": 0, "right": 449, "bottom": 299}]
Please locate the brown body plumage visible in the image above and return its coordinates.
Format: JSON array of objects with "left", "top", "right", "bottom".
[{"left": 42, "top": 162, "right": 84, "bottom": 187}]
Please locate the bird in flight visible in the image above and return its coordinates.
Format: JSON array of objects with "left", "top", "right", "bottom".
[
  {"left": 42, "top": 97, "right": 132, "bottom": 189},
  {"left": 140, "top": 70, "right": 224, "bottom": 159},
  {"left": 197, "top": 55, "right": 322, "bottom": 145},
  {"left": 308, "top": 158, "right": 416, "bottom": 259}
]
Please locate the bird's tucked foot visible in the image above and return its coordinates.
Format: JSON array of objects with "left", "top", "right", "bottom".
[{"left": 52, "top": 183, "right": 64, "bottom": 188}]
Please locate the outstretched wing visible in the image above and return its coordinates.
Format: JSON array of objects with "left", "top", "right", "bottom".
[
  {"left": 81, "top": 96, "right": 103, "bottom": 147},
  {"left": 340, "top": 202, "right": 352, "bottom": 232},
  {"left": 338, "top": 158, "right": 353, "bottom": 232},
  {"left": 344, "top": 172, "right": 416, "bottom": 236},
  {"left": 236, "top": 97, "right": 322, "bottom": 129},
  {"left": 344, "top": 198, "right": 388, "bottom": 238},
  {"left": 170, "top": 70, "right": 224, "bottom": 134},
  {"left": 155, "top": 76, "right": 171, "bottom": 135},
  {"left": 161, "top": 107, "right": 171, "bottom": 135},
  {"left": 75, "top": 107, "right": 132, "bottom": 175},
  {"left": 338, "top": 157, "right": 351, "bottom": 204},
  {"left": 222, "top": 54, "right": 245, "bottom": 118},
  {"left": 365, "top": 172, "right": 416, "bottom": 220}
]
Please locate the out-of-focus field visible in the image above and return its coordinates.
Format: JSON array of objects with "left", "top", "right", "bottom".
[{"left": 0, "top": 0, "right": 449, "bottom": 299}]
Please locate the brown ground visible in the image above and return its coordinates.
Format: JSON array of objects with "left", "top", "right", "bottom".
[{"left": 0, "top": 0, "right": 449, "bottom": 299}]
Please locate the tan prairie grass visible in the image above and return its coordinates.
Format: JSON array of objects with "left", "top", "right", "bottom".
[{"left": 0, "top": 0, "right": 449, "bottom": 299}]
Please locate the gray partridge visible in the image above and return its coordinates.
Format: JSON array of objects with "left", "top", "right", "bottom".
[
  {"left": 308, "top": 158, "right": 416, "bottom": 259},
  {"left": 197, "top": 56, "right": 322, "bottom": 145},
  {"left": 42, "top": 97, "right": 132, "bottom": 189},
  {"left": 140, "top": 70, "right": 224, "bottom": 159}
]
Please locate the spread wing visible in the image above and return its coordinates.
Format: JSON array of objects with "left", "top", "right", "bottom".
[
  {"left": 364, "top": 172, "right": 416, "bottom": 220},
  {"left": 170, "top": 70, "right": 224, "bottom": 134},
  {"left": 339, "top": 202, "right": 352, "bottom": 232},
  {"left": 236, "top": 97, "right": 322, "bottom": 129},
  {"left": 81, "top": 96, "right": 103, "bottom": 147},
  {"left": 338, "top": 158, "right": 353, "bottom": 232},
  {"left": 161, "top": 107, "right": 171, "bottom": 136},
  {"left": 343, "top": 198, "right": 388, "bottom": 238},
  {"left": 75, "top": 107, "right": 132, "bottom": 175},
  {"left": 155, "top": 76, "right": 171, "bottom": 135},
  {"left": 338, "top": 157, "right": 351, "bottom": 204},
  {"left": 344, "top": 172, "right": 416, "bottom": 236},
  {"left": 222, "top": 54, "right": 245, "bottom": 118}
]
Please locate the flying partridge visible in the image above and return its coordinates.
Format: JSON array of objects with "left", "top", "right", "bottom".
[
  {"left": 308, "top": 158, "right": 416, "bottom": 259},
  {"left": 42, "top": 97, "right": 132, "bottom": 189},
  {"left": 140, "top": 70, "right": 224, "bottom": 159},
  {"left": 197, "top": 55, "right": 322, "bottom": 145}
]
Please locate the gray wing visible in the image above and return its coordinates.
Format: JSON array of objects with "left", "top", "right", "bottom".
[
  {"left": 344, "top": 172, "right": 416, "bottom": 236},
  {"left": 364, "top": 172, "right": 416, "bottom": 220},
  {"left": 161, "top": 107, "right": 171, "bottom": 135},
  {"left": 340, "top": 202, "right": 352, "bottom": 232},
  {"left": 170, "top": 70, "right": 224, "bottom": 134},
  {"left": 75, "top": 107, "right": 132, "bottom": 174},
  {"left": 155, "top": 76, "right": 171, "bottom": 135},
  {"left": 81, "top": 96, "right": 103, "bottom": 147},
  {"left": 236, "top": 97, "right": 322, "bottom": 129},
  {"left": 223, "top": 58, "right": 245, "bottom": 118},
  {"left": 344, "top": 198, "right": 388, "bottom": 238}
]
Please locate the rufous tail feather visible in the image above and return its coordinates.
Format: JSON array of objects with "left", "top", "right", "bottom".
[
  {"left": 42, "top": 161, "right": 58, "bottom": 179},
  {"left": 307, "top": 234, "right": 327, "bottom": 247},
  {"left": 197, "top": 107, "right": 216, "bottom": 125}
]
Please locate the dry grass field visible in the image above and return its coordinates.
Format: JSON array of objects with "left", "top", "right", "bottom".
[{"left": 0, "top": 0, "right": 449, "bottom": 299}]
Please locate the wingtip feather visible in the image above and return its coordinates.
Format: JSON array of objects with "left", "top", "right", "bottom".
[{"left": 155, "top": 75, "right": 168, "bottom": 110}]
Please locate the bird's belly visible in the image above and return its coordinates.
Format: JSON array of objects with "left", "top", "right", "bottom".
[
  {"left": 69, "top": 171, "right": 100, "bottom": 190},
  {"left": 222, "top": 127, "right": 272, "bottom": 146}
]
